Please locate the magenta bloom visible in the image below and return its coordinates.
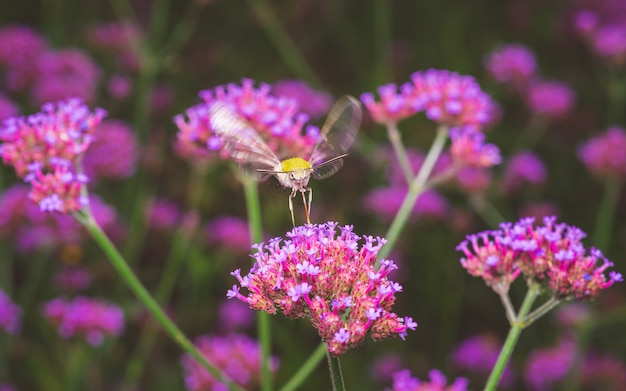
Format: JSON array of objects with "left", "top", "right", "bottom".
[
  {"left": 87, "top": 21, "right": 142, "bottom": 71},
  {"left": 582, "top": 354, "right": 626, "bottom": 389},
  {"left": 449, "top": 126, "right": 501, "bottom": 168},
  {"left": 206, "top": 216, "right": 251, "bottom": 253},
  {"left": 451, "top": 333, "right": 514, "bottom": 386},
  {"left": 371, "top": 353, "right": 405, "bottom": 383},
  {"left": 0, "top": 289, "right": 21, "bottom": 334},
  {"left": 181, "top": 333, "right": 278, "bottom": 391},
  {"left": 32, "top": 49, "right": 101, "bottom": 106},
  {"left": 0, "top": 25, "right": 47, "bottom": 91},
  {"left": 272, "top": 79, "right": 333, "bottom": 119},
  {"left": 578, "top": 126, "right": 626, "bottom": 179},
  {"left": 360, "top": 83, "right": 418, "bottom": 124},
  {"left": 82, "top": 119, "right": 138, "bottom": 181},
  {"left": 146, "top": 198, "right": 181, "bottom": 231},
  {"left": 363, "top": 187, "right": 448, "bottom": 223},
  {"left": 572, "top": 3, "right": 626, "bottom": 66},
  {"left": 385, "top": 369, "right": 469, "bottom": 391},
  {"left": 0, "top": 93, "right": 19, "bottom": 121},
  {"left": 175, "top": 78, "right": 318, "bottom": 161},
  {"left": 53, "top": 266, "right": 92, "bottom": 293},
  {"left": 524, "top": 338, "right": 575, "bottom": 391},
  {"left": 0, "top": 98, "right": 106, "bottom": 213},
  {"left": 107, "top": 74, "right": 132, "bottom": 100},
  {"left": 228, "top": 222, "right": 417, "bottom": 356},
  {"left": 484, "top": 44, "right": 537, "bottom": 88},
  {"left": 525, "top": 80, "right": 575, "bottom": 119},
  {"left": 457, "top": 216, "right": 623, "bottom": 299},
  {"left": 42, "top": 296, "right": 124, "bottom": 346},
  {"left": 502, "top": 151, "right": 547, "bottom": 193},
  {"left": 455, "top": 167, "right": 492, "bottom": 194},
  {"left": 217, "top": 299, "right": 255, "bottom": 331}
]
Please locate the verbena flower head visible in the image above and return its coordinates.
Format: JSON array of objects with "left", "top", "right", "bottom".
[
  {"left": 451, "top": 333, "right": 514, "bottom": 386},
  {"left": 360, "top": 83, "right": 418, "bottom": 124},
  {"left": 42, "top": 296, "right": 124, "bottom": 346},
  {"left": 484, "top": 43, "right": 537, "bottom": 88},
  {"left": 0, "top": 289, "right": 21, "bottom": 334},
  {"left": 227, "top": 222, "right": 417, "bottom": 356},
  {"left": 174, "top": 78, "right": 318, "bottom": 161},
  {"left": 449, "top": 126, "right": 501, "bottom": 168},
  {"left": 146, "top": 198, "right": 181, "bottom": 231},
  {"left": 181, "top": 333, "right": 279, "bottom": 391},
  {"left": 523, "top": 338, "right": 575, "bottom": 391},
  {"left": 206, "top": 216, "right": 252, "bottom": 253},
  {"left": 385, "top": 369, "right": 469, "bottom": 391},
  {"left": 0, "top": 24, "right": 47, "bottom": 91},
  {"left": 525, "top": 80, "right": 575, "bottom": 119},
  {"left": 572, "top": 3, "right": 626, "bottom": 67},
  {"left": 82, "top": 119, "right": 138, "bottom": 181},
  {"left": 363, "top": 187, "right": 448, "bottom": 223},
  {"left": 272, "top": 79, "right": 333, "bottom": 119},
  {"left": 457, "top": 216, "right": 623, "bottom": 299},
  {"left": 0, "top": 98, "right": 107, "bottom": 213},
  {"left": 217, "top": 299, "right": 255, "bottom": 331},
  {"left": 502, "top": 151, "right": 547, "bottom": 193},
  {"left": 578, "top": 126, "right": 626, "bottom": 179}
]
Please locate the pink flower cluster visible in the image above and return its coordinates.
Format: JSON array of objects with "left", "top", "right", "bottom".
[
  {"left": 0, "top": 98, "right": 107, "bottom": 213},
  {"left": 272, "top": 79, "right": 333, "bottom": 119},
  {"left": 0, "top": 289, "right": 21, "bottom": 334},
  {"left": 227, "top": 222, "right": 417, "bottom": 356},
  {"left": 572, "top": 1, "right": 626, "bottom": 66},
  {"left": 181, "top": 333, "right": 278, "bottom": 391},
  {"left": 501, "top": 151, "right": 547, "bottom": 193},
  {"left": 578, "top": 126, "right": 626, "bottom": 179},
  {"left": 174, "top": 78, "right": 319, "bottom": 161},
  {"left": 206, "top": 216, "right": 252, "bottom": 253},
  {"left": 42, "top": 296, "right": 124, "bottom": 346},
  {"left": 0, "top": 25, "right": 47, "bottom": 92},
  {"left": 457, "top": 216, "right": 623, "bottom": 299},
  {"left": 449, "top": 126, "right": 502, "bottom": 167},
  {"left": 523, "top": 338, "right": 575, "bottom": 391},
  {"left": 385, "top": 369, "right": 469, "bottom": 391},
  {"left": 484, "top": 44, "right": 537, "bottom": 89},
  {"left": 361, "top": 69, "right": 496, "bottom": 128},
  {"left": 451, "top": 333, "right": 514, "bottom": 386},
  {"left": 82, "top": 120, "right": 138, "bottom": 181}
]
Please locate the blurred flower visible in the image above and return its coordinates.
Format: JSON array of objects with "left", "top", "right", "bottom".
[
  {"left": 382, "top": 146, "right": 452, "bottom": 187},
  {"left": 151, "top": 83, "right": 174, "bottom": 114},
  {"left": 181, "top": 333, "right": 278, "bottom": 391},
  {"left": 363, "top": 187, "right": 448, "bottom": 222},
  {"left": 572, "top": 2, "right": 626, "bottom": 66},
  {"left": 525, "top": 80, "right": 575, "bottom": 119},
  {"left": 82, "top": 119, "right": 138, "bottom": 181},
  {"left": 449, "top": 126, "right": 501, "bottom": 168},
  {"left": 175, "top": 78, "right": 318, "bottom": 161},
  {"left": 371, "top": 353, "right": 404, "bottom": 383},
  {"left": 360, "top": 83, "right": 418, "bottom": 124},
  {"left": 217, "top": 299, "right": 255, "bottom": 331},
  {"left": 457, "top": 216, "right": 623, "bottom": 298},
  {"left": 107, "top": 74, "right": 132, "bottom": 100},
  {"left": 272, "top": 79, "right": 333, "bottom": 119},
  {"left": 450, "top": 333, "right": 514, "bottom": 386},
  {"left": 228, "top": 222, "right": 417, "bottom": 356},
  {"left": 0, "top": 24, "right": 47, "bottom": 91},
  {"left": 455, "top": 167, "right": 492, "bottom": 194},
  {"left": 484, "top": 43, "right": 537, "bottom": 89},
  {"left": 146, "top": 198, "right": 181, "bottom": 231},
  {"left": 581, "top": 354, "right": 626, "bottom": 389},
  {"left": 385, "top": 369, "right": 469, "bottom": 391},
  {"left": 87, "top": 20, "right": 142, "bottom": 71},
  {"left": 501, "top": 151, "right": 547, "bottom": 193},
  {"left": 0, "top": 93, "right": 19, "bottom": 121},
  {"left": 53, "top": 266, "right": 92, "bottom": 293},
  {"left": 524, "top": 338, "right": 575, "bottom": 391},
  {"left": 32, "top": 49, "right": 101, "bottom": 106},
  {"left": 0, "top": 98, "right": 106, "bottom": 213},
  {"left": 554, "top": 302, "right": 590, "bottom": 328},
  {"left": 578, "top": 126, "right": 626, "bottom": 179},
  {"left": 42, "top": 296, "right": 124, "bottom": 346},
  {"left": 206, "top": 216, "right": 251, "bottom": 253},
  {"left": 0, "top": 289, "right": 21, "bottom": 334}
]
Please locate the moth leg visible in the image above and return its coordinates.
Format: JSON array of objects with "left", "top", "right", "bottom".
[
  {"left": 288, "top": 189, "right": 296, "bottom": 227},
  {"left": 301, "top": 188, "right": 311, "bottom": 225}
]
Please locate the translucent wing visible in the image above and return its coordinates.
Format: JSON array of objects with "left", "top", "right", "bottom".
[
  {"left": 309, "top": 96, "right": 362, "bottom": 180},
  {"left": 209, "top": 102, "right": 281, "bottom": 180}
]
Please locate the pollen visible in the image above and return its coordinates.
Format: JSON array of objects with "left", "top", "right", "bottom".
[{"left": 280, "top": 157, "right": 311, "bottom": 173}]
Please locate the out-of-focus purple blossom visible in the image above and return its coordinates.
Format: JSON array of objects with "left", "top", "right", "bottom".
[
  {"left": 107, "top": 74, "right": 132, "bottom": 100},
  {"left": 385, "top": 369, "right": 469, "bottom": 391},
  {"left": 578, "top": 126, "right": 626, "bottom": 179},
  {"left": 217, "top": 299, "right": 255, "bottom": 331},
  {"left": 0, "top": 384, "right": 17, "bottom": 391},
  {"left": 455, "top": 167, "right": 492, "bottom": 194},
  {"left": 53, "top": 266, "right": 92, "bottom": 293},
  {"left": 181, "top": 333, "right": 279, "bottom": 391},
  {"left": 581, "top": 354, "right": 626, "bottom": 389},
  {"left": 363, "top": 187, "right": 448, "bottom": 222},
  {"left": 0, "top": 25, "right": 47, "bottom": 91},
  {"left": 360, "top": 84, "right": 417, "bottom": 124},
  {"left": 572, "top": 3, "right": 626, "bottom": 66},
  {"left": 554, "top": 302, "right": 591, "bottom": 328},
  {"left": 32, "top": 49, "right": 101, "bottom": 106},
  {"left": 371, "top": 353, "right": 404, "bottom": 383},
  {"left": 42, "top": 296, "right": 124, "bottom": 346},
  {"left": 518, "top": 202, "right": 560, "bottom": 221},
  {"left": 502, "top": 151, "right": 547, "bottom": 193},
  {"left": 146, "top": 199, "right": 181, "bottom": 231},
  {"left": 272, "top": 79, "right": 333, "bottom": 119},
  {"left": 524, "top": 338, "right": 575, "bottom": 391},
  {"left": 206, "top": 216, "right": 251, "bottom": 252},
  {"left": 151, "top": 83, "right": 174, "bottom": 114},
  {"left": 82, "top": 120, "right": 138, "bottom": 181},
  {"left": 87, "top": 20, "right": 142, "bottom": 71},
  {"left": 449, "top": 127, "right": 501, "bottom": 168},
  {"left": 0, "top": 289, "right": 21, "bottom": 334},
  {"left": 0, "top": 93, "right": 18, "bottom": 121},
  {"left": 484, "top": 44, "right": 537, "bottom": 89},
  {"left": 451, "top": 333, "right": 514, "bottom": 386},
  {"left": 525, "top": 80, "right": 575, "bottom": 119}
]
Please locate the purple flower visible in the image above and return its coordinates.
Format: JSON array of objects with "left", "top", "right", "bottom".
[
  {"left": 578, "top": 126, "right": 626, "bottom": 179},
  {"left": 206, "top": 216, "right": 252, "bottom": 253},
  {"left": 582, "top": 354, "right": 626, "bottom": 389},
  {"left": 107, "top": 74, "right": 132, "bottom": 100},
  {"left": 525, "top": 80, "right": 575, "bottom": 119},
  {"left": 370, "top": 353, "right": 404, "bottom": 383},
  {"left": 53, "top": 266, "right": 92, "bottom": 293},
  {"left": 0, "top": 25, "right": 47, "bottom": 91},
  {"left": 502, "top": 151, "right": 547, "bottom": 193},
  {"left": 82, "top": 120, "right": 138, "bottom": 181},
  {"left": 0, "top": 289, "right": 21, "bottom": 334},
  {"left": 217, "top": 299, "right": 255, "bottom": 331},
  {"left": 455, "top": 167, "right": 492, "bottom": 194},
  {"left": 228, "top": 222, "right": 415, "bottom": 356},
  {"left": 272, "top": 79, "right": 333, "bottom": 119},
  {"left": 524, "top": 338, "right": 575, "bottom": 391},
  {"left": 451, "top": 333, "right": 514, "bottom": 386},
  {"left": 360, "top": 83, "right": 418, "bottom": 124},
  {"left": 385, "top": 369, "right": 469, "bottom": 391},
  {"left": 181, "top": 333, "right": 279, "bottom": 390},
  {"left": 484, "top": 44, "right": 537, "bottom": 88},
  {"left": 87, "top": 20, "right": 142, "bottom": 71},
  {"left": 449, "top": 126, "right": 501, "bottom": 168},
  {"left": 146, "top": 198, "right": 181, "bottom": 231}
]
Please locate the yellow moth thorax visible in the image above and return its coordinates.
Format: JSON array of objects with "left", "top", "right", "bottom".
[{"left": 281, "top": 157, "right": 311, "bottom": 172}]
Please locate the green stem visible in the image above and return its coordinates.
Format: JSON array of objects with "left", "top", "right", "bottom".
[
  {"left": 76, "top": 209, "right": 243, "bottom": 391},
  {"left": 470, "top": 195, "right": 505, "bottom": 229},
  {"left": 385, "top": 122, "right": 414, "bottom": 185},
  {"left": 246, "top": 0, "right": 323, "bottom": 86},
  {"left": 521, "top": 297, "right": 561, "bottom": 327},
  {"left": 484, "top": 286, "right": 539, "bottom": 391},
  {"left": 372, "top": 0, "right": 391, "bottom": 86},
  {"left": 562, "top": 322, "right": 592, "bottom": 391},
  {"left": 279, "top": 343, "right": 327, "bottom": 391},
  {"left": 242, "top": 178, "right": 272, "bottom": 391},
  {"left": 326, "top": 351, "right": 346, "bottom": 391},
  {"left": 498, "top": 293, "right": 516, "bottom": 326},
  {"left": 592, "top": 177, "right": 622, "bottom": 250},
  {"left": 378, "top": 125, "right": 448, "bottom": 260},
  {"left": 67, "top": 343, "right": 87, "bottom": 391},
  {"left": 159, "top": 1, "right": 207, "bottom": 57}
]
